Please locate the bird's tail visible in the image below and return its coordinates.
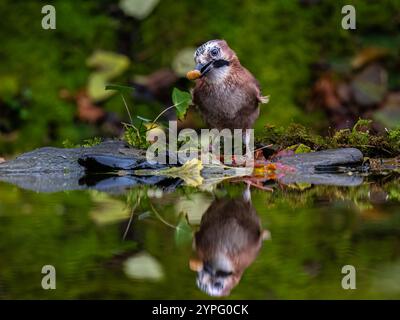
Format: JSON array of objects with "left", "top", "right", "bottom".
[{"left": 259, "top": 95, "right": 270, "bottom": 104}]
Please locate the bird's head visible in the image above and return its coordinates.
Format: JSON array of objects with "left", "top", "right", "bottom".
[
  {"left": 187, "top": 40, "right": 237, "bottom": 81},
  {"left": 190, "top": 256, "right": 239, "bottom": 297}
]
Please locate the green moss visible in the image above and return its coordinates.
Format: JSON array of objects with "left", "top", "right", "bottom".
[
  {"left": 62, "top": 137, "right": 102, "bottom": 148},
  {"left": 258, "top": 123, "right": 328, "bottom": 151},
  {"left": 0, "top": 0, "right": 116, "bottom": 154},
  {"left": 259, "top": 119, "right": 400, "bottom": 157},
  {"left": 388, "top": 128, "right": 400, "bottom": 150},
  {"left": 123, "top": 124, "right": 151, "bottom": 149}
]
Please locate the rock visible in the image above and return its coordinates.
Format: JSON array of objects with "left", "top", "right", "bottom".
[
  {"left": 0, "top": 141, "right": 142, "bottom": 174},
  {"left": 278, "top": 148, "right": 364, "bottom": 186},
  {"left": 279, "top": 148, "right": 363, "bottom": 171},
  {"left": 0, "top": 141, "right": 165, "bottom": 193},
  {"left": 0, "top": 142, "right": 365, "bottom": 191}
]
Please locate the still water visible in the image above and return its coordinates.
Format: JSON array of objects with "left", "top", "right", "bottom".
[{"left": 0, "top": 177, "right": 399, "bottom": 299}]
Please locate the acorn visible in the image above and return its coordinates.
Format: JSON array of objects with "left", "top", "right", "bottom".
[
  {"left": 186, "top": 69, "right": 201, "bottom": 80},
  {"left": 189, "top": 258, "right": 203, "bottom": 272}
]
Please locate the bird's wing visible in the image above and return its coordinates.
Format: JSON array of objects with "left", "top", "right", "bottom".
[
  {"left": 243, "top": 68, "right": 269, "bottom": 105},
  {"left": 190, "top": 87, "right": 200, "bottom": 108},
  {"left": 253, "top": 79, "right": 269, "bottom": 104}
]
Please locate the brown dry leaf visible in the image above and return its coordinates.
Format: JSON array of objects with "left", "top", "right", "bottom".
[
  {"left": 352, "top": 47, "right": 388, "bottom": 69},
  {"left": 76, "top": 90, "right": 105, "bottom": 123},
  {"left": 254, "top": 149, "right": 266, "bottom": 161},
  {"left": 312, "top": 75, "right": 341, "bottom": 111},
  {"left": 147, "top": 69, "right": 178, "bottom": 94}
]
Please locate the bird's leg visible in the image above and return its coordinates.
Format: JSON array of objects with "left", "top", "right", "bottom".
[
  {"left": 243, "top": 181, "right": 252, "bottom": 203},
  {"left": 243, "top": 130, "right": 254, "bottom": 167}
]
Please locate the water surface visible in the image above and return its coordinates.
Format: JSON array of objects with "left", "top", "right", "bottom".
[{"left": 0, "top": 177, "right": 399, "bottom": 299}]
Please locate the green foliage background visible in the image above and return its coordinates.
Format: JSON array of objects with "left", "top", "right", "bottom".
[{"left": 1, "top": 0, "right": 399, "bottom": 154}]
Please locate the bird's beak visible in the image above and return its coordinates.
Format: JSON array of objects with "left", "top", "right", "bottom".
[
  {"left": 186, "top": 61, "right": 213, "bottom": 80},
  {"left": 196, "top": 61, "right": 213, "bottom": 76}
]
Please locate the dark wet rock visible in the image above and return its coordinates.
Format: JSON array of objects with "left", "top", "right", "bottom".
[
  {"left": 0, "top": 141, "right": 134, "bottom": 174},
  {"left": 278, "top": 148, "right": 364, "bottom": 186},
  {"left": 278, "top": 148, "right": 363, "bottom": 171},
  {"left": 0, "top": 141, "right": 366, "bottom": 191},
  {"left": 0, "top": 140, "right": 167, "bottom": 193}
]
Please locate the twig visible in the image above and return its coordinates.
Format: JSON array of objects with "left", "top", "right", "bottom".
[
  {"left": 149, "top": 202, "right": 177, "bottom": 229},
  {"left": 120, "top": 93, "right": 133, "bottom": 125},
  {"left": 152, "top": 102, "right": 183, "bottom": 124},
  {"left": 123, "top": 196, "right": 141, "bottom": 240}
]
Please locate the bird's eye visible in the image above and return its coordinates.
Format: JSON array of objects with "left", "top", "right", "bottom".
[{"left": 210, "top": 48, "right": 219, "bottom": 57}]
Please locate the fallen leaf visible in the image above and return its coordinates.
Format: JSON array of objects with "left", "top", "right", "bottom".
[
  {"left": 311, "top": 75, "right": 341, "bottom": 111},
  {"left": 76, "top": 91, "right": 105, "bottom": 123},
  {"left": 87, "top": 51, "right": 130, "bottom": 102},
  {"left": 123, "top": 252, "right": 164, "bottom": 281},
  {"left": 352, "top": 47, "right": 388, "bottom": 69},
  {"left": 172, "top": 48, "right": 197, "bottom": 77},
  {"left": 119, "top": 0, "right": 159, "bottom": 20},
  {"left": 175, "top": 193, "right": 212, "bottom": 225},
  {"left": 139, "top": 69, "right": 178, "bottom": 96},
  {"left": 134, "top": 158, "right": 203, "bottom": 187},
  {"left": 89, "top": 191, "right": 131, "bottom": 225}
]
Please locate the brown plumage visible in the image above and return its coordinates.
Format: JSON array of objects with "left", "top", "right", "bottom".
[
  {"left": 188, "top": 40, "right": 268, "bottom": 131},
  {"left": 189, "top": 187, "right": 269, "bottom": 297}
]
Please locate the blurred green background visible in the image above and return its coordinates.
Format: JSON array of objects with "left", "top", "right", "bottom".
[{"left": 0, "top": 0, "right": 399, "bottom": 156}]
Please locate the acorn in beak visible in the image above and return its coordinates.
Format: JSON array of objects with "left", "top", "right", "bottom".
[
  {"left": 187, "top": 61, "right": 213, "bottom": 80},
  {"left": 187, "top": 60, "right": 231, "bottom": 80}
]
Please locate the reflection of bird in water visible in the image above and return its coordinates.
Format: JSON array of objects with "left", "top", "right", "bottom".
[{"left": 189, "top": 186, "right": 270, "bottom": 297}]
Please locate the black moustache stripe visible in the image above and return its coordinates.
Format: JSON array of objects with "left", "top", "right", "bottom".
[
  {"left": 201, "top": 61, "right": 213, "bottom": 73},
  {"left": 213, "top": 59, "right": 230, "bottom": 68}
]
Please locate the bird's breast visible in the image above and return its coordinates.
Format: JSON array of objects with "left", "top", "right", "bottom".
[{"left": 199, "top": 83, "right": 248, "bottom": 116}]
